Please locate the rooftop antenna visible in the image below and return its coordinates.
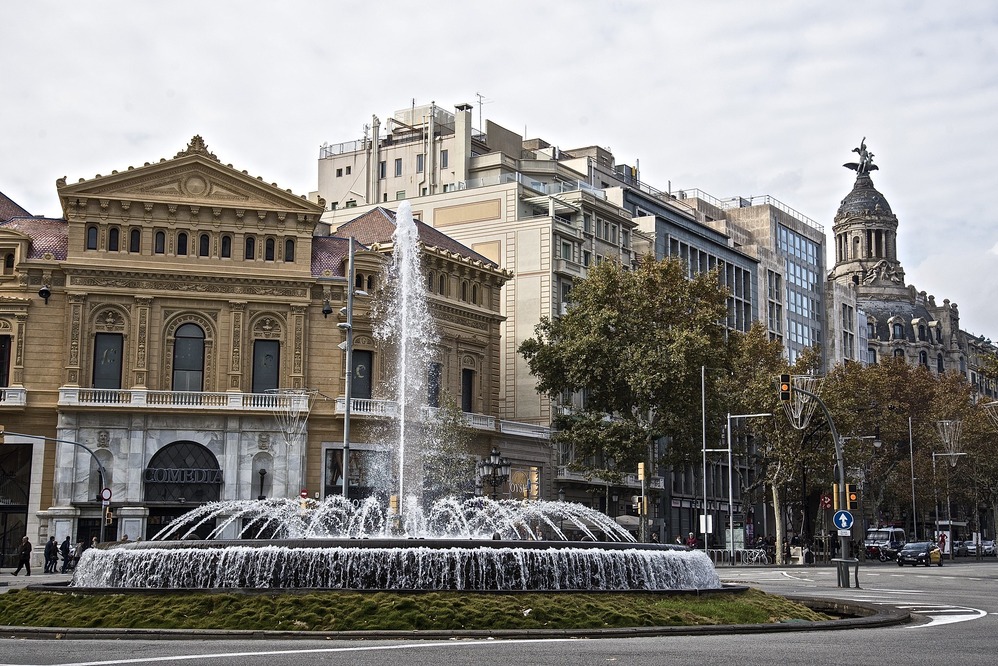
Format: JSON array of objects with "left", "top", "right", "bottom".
[{"left": 475, "top": 92, "right": 492, "bottom": 130}]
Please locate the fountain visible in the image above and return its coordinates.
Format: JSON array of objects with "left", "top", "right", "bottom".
[{"left": 69, "top": 201, "right": 720, "bottom": 592}]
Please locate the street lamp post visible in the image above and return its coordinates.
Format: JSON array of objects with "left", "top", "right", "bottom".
[
  {"left": 2, "top": 429, "right": 110, "bottom": 543},
  {"left": 337, "top": 237, "right": 368, "bottom": 501},
  {"left": 477, "top": 447, "right": 511, "bottom": 500},
  {"left": 711, "top": 412, "right": 771, "bottom": 564},
  {"left": 932, "top": 451, "right": 966, "bottom": 559},
  {"left": 257, "top": 468, "right": 267, "bottom": 500},
  {"left": 908, "top": 417, "right": 918, "bottom": 541}
]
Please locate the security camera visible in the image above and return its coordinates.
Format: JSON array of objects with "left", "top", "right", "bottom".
[{"left": 38, "top": 285, "right": 51, "bottom": 304}]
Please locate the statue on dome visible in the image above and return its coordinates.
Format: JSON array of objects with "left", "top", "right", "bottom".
[{"left": 843, "top": 137, "right": 879, "bottom": 174}]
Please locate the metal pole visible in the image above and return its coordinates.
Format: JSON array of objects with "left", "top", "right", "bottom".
[
  {"left": 341, "top": 238, "right": 356, "bottom": 500},
  {"left": 932, "top": 454, "right": 940, "bottom": 545},
  {"left": 790, "top": 386, "right": 848, "bottom": 567},
  {"left": 701, "top": 366, "right": 707, "bottom": 551},
  {"left": 727, "top": 413, "right": 734, "bottom": 564},
  {"left": 3, "top": 430, "right": 110, "bottom": 543},
  {"left": 909, "top": 417, "right": 918, "bottom": 541}
]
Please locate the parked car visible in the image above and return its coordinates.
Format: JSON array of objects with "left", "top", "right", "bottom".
[
  {"left": 952, "top": 540, "right": 969, "bottom": 557},
  {"left": 966, "top": 540, "right": 978, "bottom": 556},
  {"left": 897, "top": 541, "right": 943, "bottom": 567},
  {"left": 983, "top": 540, "right": 996, "bottom": 557}
]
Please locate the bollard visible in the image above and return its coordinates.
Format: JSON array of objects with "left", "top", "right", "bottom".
[{"left": 832, "top": 557, "right": 860, "bottom": 588}]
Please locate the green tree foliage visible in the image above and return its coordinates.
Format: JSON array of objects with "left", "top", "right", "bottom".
[
  {"left": 518, "top": 256, "right": 728, "bottom": 480},
  {"left": 421, "top": 391, "right": 478, "bottom": 504}
]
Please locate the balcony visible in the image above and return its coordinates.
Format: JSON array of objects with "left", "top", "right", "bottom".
[
  {"left": 58, "top": 388, "right": 307, "bottom": 411},
  {"left": 556, "top": 465, "right": 665, "bottom": 490},
  {"left": 336, "top": 398, "right": 549, "bottom": 437},
  {"left": 0, "top": 387, "right": 27, "bottom": 408},
  {"left": 553, "top": 258, "right": 585, "bottom": 278},
  {"left": 56, "top": 388, "right": 550, "bottom": 439}
]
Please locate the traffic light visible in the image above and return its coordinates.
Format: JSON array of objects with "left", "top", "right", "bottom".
[
  {"left": 637, "top": 462, "right": 646, "bottom": 480},
  {"left": 104, "top": 508, "right": 114, "bottom": 525},
  {"left": 779, "top": 374, "right": 792, "bottom": 402},
  {"left": 832, "top": 483, "right": 840, "bottom": 511},
  {"left": 846, "top": 484, "right": 859, "bottom": 510}
]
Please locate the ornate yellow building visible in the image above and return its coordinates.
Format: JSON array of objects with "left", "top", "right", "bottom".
[{"left": 0, "top": 137, "right": 533, "bottom": 565}]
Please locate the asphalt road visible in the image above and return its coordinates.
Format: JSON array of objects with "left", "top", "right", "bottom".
[{"left": 1, "top": 559, "right": 996, "bottom": 666}]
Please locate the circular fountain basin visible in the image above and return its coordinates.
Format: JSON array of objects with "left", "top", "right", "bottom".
[{"left": 71, "top": 539, "right": 721, "bottom": 592}]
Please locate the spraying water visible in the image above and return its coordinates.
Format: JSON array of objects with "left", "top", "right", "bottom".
[{"left": 375, "top": 201, "right": 438, "bottom": 509}]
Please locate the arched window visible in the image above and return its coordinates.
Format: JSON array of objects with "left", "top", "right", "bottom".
[
  {"left": 221, "top": 235, "right": 232, "bottom": 258},
  {"left": 154, "top": 231, "right": 166, "bottom": 254},
  {"left": 3, "top": 253, "right": 13, "bottom": 275},
  {"left": 918, "top": 325, "right": 926, "bottom": 341},
  {"left": 86, "top": 225, "right": 98, "bottom": 250},
  {"left": 284, "top": 239, "right": 295, "bottom": 262},
  {"left": 867, "top": 322, "right": 875, "bottom": 339},
  {"left": 893, "top": 348, "right": 905, "bottom": 359},
  {"left": 198, "top": 234, "right": 210, "bottom": 257},
  {"left": 172, "top": 323, "right": 205, "bottom": 391},
  {"left": 245, "top": 236, "right": 256, "bottom": 260},
  {"left": 355, "top": 273, "right": 364, "bottom": 289},
  {"left": 460, "top": 281, "right": 468, "bottom": 302},
  {"left": 366, "top": 275, "right": 375, "bottom": 291},
  {"left": 868, "top": 348, "right": 877, "bottom": 364},
  {"left": 177, "top": 232, "right": 189, "bottom": 256},
  {"left": 143, "top": 441, "right": 221, "bottom": 505},
  {"left": 265, "top": 238, "right": 275, "bottom": 261},
  {"left": 438, "top": 274, "right": 447, "bottom": 295},
  {"left": 108, "top": 227, "right": 120, "bottom": 252},
  {"left": 892, "top": 323, "right": 904, "bottom": 340},
  {"left": 919, "top": 351, "right": 928, "bottom": 367},
  {"left": 129, "top": 228, "right": 141, "bottom": 253},
  {"left": 472, "top": 284, "right": 479, "bottom": 305},
  {"left": 937, "top": 354, "right": 944, "bottom": 373}
]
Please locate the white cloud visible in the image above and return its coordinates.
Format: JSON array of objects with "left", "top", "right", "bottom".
[{"left": 3, "top": 0, "right": 997, "bottom": 332}]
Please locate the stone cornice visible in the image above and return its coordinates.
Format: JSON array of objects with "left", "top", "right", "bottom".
[{"left": 64, "top": 268, "right": 313, "bottom": 299}]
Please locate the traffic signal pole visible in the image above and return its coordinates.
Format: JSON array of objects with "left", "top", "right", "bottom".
[{"left": 784, "top": 385, "right": 850, "bottom": 568}]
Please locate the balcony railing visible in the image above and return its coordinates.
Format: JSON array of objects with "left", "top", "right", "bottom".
[
  {"left": 556, "top": 465, "right": 665, "bottom": 490},
  {"left": 56, "top": 389, "right": 549, "bottom": 439},
  {"left": 59, "top": 388, "right": 308, "bottom": 411},
  {"left": 0, "top": 387, "right": 27, "bottom": 407}
]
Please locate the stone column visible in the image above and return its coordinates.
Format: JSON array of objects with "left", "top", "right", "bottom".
[
  {"left": 65, "top": 294, "right": 86, "bottom": 386},
  {"left": 132, "top": 297, "right": 152, "bottom": 388}
]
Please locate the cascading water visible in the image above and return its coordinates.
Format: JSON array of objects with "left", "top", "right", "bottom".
[{"left": 69, "top": 200, "right": 721, "bottom": 592}]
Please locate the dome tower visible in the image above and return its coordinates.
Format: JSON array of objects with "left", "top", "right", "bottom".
[{"left": 828, "top": 139, "right": 907, "bottom": 297}]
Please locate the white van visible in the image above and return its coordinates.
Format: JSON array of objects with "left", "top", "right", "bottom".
[{"left": 864, "top": 527, "right": 906, "bottom": 550}]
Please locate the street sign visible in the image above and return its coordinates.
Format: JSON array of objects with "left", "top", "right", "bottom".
[
  {"left": 300, "top": 490, "right": 309, "bottom": 499},
  {"left": 819, "top": 494, "right": 832, "bottom": 510},
  {"left": 99, "top": 487, "right": 112, "bottom": 501},
  {"left": 837, "top": 529, "right": 851, "bottom": 537},
  {"left": 833, "top": 510, "right": 854, "bottom": 530},
  {"left": 102, "top": 500, "right": 110, "bottom": 507}
]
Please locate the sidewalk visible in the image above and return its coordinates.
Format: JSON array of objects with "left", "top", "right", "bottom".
[{"left": 0, "top": 569, "right": 74, "bottom": 593}]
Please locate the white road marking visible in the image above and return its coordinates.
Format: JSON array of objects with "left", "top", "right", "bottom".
[{"left": 0, "top": 638, "right": 579, "bottom": 666}]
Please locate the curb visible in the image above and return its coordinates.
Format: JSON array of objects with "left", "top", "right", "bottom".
[{"left": 0, "top": 596, "right": 910, "bottom": 641}]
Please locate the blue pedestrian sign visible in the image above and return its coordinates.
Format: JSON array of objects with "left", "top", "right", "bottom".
[{"left": 833, "top": 510, "right": 854, "bottom": 530}]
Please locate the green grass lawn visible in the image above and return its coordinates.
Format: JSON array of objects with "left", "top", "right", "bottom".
[{"left": 0, "top": 588, "right": 829, "bottom": 631}]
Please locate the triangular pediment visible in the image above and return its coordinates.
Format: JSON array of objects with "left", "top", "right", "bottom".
[{"left": 57, "top": 136, "right": 322, "bottom": 217}]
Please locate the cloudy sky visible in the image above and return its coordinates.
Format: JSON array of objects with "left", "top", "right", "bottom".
[{"left": 3, "top": 1, "right": 997, "bottom": 335}]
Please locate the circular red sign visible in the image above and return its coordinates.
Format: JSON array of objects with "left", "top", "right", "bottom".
[{"left": 300, "top": 490, "right": 309, "bottom": 499}]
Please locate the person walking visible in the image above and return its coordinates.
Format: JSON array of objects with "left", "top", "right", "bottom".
[
  {"left": 59, "top": 536, "right": 72, "bottom": 573},
  {"left": 43, "top": 536, "right": 58, "bottom": 573},
  {"left": 72, "top": 540, "right": 84, "bottom": 570},
  {"left": 11, "top": 536, "right": 32, "bottom": 576}
]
